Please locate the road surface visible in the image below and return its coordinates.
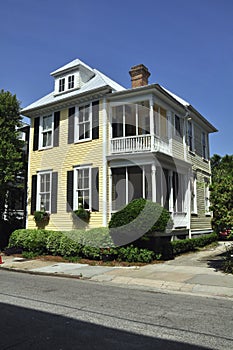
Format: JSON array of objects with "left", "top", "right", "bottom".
[{"left": 0, "top": 269, "right": 232, "bottom": 349}]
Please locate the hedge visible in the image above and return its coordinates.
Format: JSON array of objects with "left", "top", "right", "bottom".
[
  {"left": 7, "top": 229, "right": 218, "bottom": 262},
  {"left": 7, "top": 228, "right": 155, "bottom": 263},
  {"left": 171, "top": 233, "right": 218, "bottom": 256}
]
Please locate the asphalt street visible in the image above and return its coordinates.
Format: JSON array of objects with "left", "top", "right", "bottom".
[{"left": 0, "top": 269, "right": 233, "bottom": 349}]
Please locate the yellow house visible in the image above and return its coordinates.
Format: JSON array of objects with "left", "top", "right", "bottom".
[{"left": 21, "top": 59, "right": 217, "bottom": 238}]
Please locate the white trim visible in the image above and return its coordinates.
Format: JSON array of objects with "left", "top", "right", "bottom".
[
  {"left": 152, "top": 163, "right": 156, "bottom": 202},
  {"left": 36, "top": 171, "right": 52, "bottom": 212},
  {"left": 102, "top": 97, "right": 107, "bottom": 226},
  {"left": 74, "top": 102, "right": 92, "bottom": 143},
  {"left": 191, "top": 172, "right": 197, "bottom": 215},
  {"left": 73, "top": 166, "right": 91, "bottom": 211},
  {"left": 39, "top": 113, "right": 54, "bottom": 150}
]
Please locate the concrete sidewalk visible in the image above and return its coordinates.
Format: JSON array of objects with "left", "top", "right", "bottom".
[{"left": 1, "top": 242, "right": 233, "bottom": 299}]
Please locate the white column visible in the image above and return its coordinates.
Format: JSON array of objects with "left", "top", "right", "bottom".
[
  {"left": 102, "top": 98, "right": 107, "bottom": 226},
  {"left": 152, "top": 163, "right": 156, "bottom": 202},
  {"left": 183, "top": 118, "right": 187, "bottom": 161},
  {"left": 186, "top": 170, "right": 192, "bottom": 238},
  {"left": 149, "top": 96, "right": 154, "bottom": 151},
  {"left": 109, "top": 167, "right": 112, "bottom": 218}
]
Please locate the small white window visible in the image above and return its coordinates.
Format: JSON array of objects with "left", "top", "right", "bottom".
[
  {"left": 74, "top": 167, "right": 91, "bottom": 210},
  {"left": 37, "top": 171, "right": 51, "bottom": 212},
  {"left": 59, "top": 78, "right": 65, "bottom": 92},
  {"left": 75, "top": 104, "right": 92, "bottom": 142},
  {"left": 68, "top": 75, "right": 74, "bottom": 89},
  {"left": 39, "top": 114, "right": 53, "bottom": 149}
]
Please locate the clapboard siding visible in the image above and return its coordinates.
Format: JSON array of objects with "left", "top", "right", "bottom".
[{"left": 27, "top": 102, "right": 104, "bottom": 230}]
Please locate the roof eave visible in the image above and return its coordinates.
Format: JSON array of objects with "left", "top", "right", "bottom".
[{"left": 21, "top": 86, "right": 112, "bottom": 117}]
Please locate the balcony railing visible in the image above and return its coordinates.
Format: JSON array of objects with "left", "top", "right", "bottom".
[{"left": 110, "top": 134, "right": 171, "bottom": 155}]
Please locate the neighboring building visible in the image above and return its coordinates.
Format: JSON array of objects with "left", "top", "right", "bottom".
[
  {"left": 21, "top": 59, "right": 217, "bottom": 238},
  {"left": 4, "top": 121, "right": 30, "bottom": 227}
]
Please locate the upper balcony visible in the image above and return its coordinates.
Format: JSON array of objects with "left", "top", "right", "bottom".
[{"left": 110, "top": 134, "right": 171, "bottom": 155}]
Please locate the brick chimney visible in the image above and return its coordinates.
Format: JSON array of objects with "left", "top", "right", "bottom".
[{"left": 129, "top": 64, "right": 150, "bottom": 88}]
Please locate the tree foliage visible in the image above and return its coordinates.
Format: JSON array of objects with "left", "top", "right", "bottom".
[
  {"left": 210, "top": 154, "right": 233, "bottom": 231},
  {"left": 0, "top": 89, "right": 23, "bottom": 218}
]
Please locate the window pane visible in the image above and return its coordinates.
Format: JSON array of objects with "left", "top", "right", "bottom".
[
  {"left": 125, "top": 104, "right": 136, "bottom": 136},
  {"left": 84, "top": 122, "right": 90, "bottom": 139},
  {"left": 79, "top": 124, "right": 84, "bottom": 140},
  {"left": 45, "top": 174, "right": 50, "bottom": 192},
  {"left": 41, "top": 175, "right": 45, "bottom": 192},
  {"left": 112, "top": 168, "right": 126, "bottom": 211},
  {"left": 112, "top": 105, "right": 123, "bottom": 138},
  {"left": 43, "top": 115, "right": 52, "bottom": 130}
]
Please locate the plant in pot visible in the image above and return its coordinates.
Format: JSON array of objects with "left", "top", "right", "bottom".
[
  {"left": 33, "top": 210, "right": 50, "bottom": 228},
  {"left": 74, "top": 200, "right": 91, "bottom": 223}
]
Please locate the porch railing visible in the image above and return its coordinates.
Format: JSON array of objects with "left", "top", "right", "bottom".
[{"left": 110, "top": 134, "right": 171, "bottom": 155}]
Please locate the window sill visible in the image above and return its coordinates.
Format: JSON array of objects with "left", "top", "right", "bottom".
[
  {"left": 39, "top": 145, "right": 53, "bottom": 151},
  {"left": 191, "top": 212, "right": 198, "bottom": 216},
  {"left": 202, "top": 158, "right": 209, "bottom": 163},
  {"left": 74, "top": 138, "right": 92, "bottom": 144},
  {"left": 205, "top": 213, "right": 211, "bottom": 217}
]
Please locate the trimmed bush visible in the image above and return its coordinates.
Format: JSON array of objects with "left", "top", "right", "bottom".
[
  {"left": 109, "top": 199, "right": 173, "bottom": 246},
  {"left": 171, "top": 233, "right": 218, "bottom": 256},
  {"left": 7, "top": 228, "right": 155, "bottom": 263}
]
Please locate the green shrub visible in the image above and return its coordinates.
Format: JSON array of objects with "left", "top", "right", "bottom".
[
  {"left": 117, "top": 245, "right": 155, "bottom": 263},
  {"left": 74, "top": 207, "right": 91, "bottom": 222},
  {"left": 171, "top": 233, "right": 218, "bottom": 256},
  {"left": 109, "top": 199, "right": 173, "bottom": 246},
  {"left": 66, "top": 227, "right": 114, "bottom": 248}
]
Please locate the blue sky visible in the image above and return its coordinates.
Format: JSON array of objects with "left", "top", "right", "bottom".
[{"left": 1, "top": 0, "right": 232, "bottom": 156}]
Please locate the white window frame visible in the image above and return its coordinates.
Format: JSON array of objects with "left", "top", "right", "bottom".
[
  {"left": 39, "top": 114, "right": 54, "bottom": 150},
  {"left": 73, "top": 166, "right": 91, "bottom": 211},
  {"left": 59, "top": 78, "right": 65, "bottom": 92},
  {"left": 111, "top": 101, "right": 150, "bottom": 139},
  {"left": 75, "top": 103, "right": 92, "bottom": 143},
  {"left": 36, "top": 171, "right": 52, "bottom": 212},
  {"left": 173, "top": 172, "right": 186, "bottom": 213},
  {"left": 190, "top": 172, "right": 197, "bottom": 214},
  {"left": 68, "top": 75, "right": 74, "bottom": 89},
  {"left": 188, "top": 121, "right": 195, "bottom": 152},
  {"left": 204, "top": 178, "right": 210, "bottom": 215}
]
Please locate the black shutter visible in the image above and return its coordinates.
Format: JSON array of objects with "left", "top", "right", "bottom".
[
  {"left": 33, "top": 117, "right": 40, "bottom": 151},
  {"left": 53, "top": 111, "right": 60, "bottom": 147},
  {"left": 67, "top": 170, "right": 74, "bottom": 212},
  {"left": 92, "top": 101, "right": 99, "bottom": 140},
  {"left": 31, "top": 175, "right": 37, "bottom": 214},
  {"left": 51, "top": 172, "right": 58, "bottom": 214},
  {"left": 91, "top": 167, "right": 99, "bottom": 211},
  {"left": 68, "top": 107, "right": 75, "bottom": 144}
]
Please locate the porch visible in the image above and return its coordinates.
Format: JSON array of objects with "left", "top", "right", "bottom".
[{"left": 110, "top": 134, "right": 171, "bottom": 155}]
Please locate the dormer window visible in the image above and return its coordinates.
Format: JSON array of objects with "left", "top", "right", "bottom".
[
  {"left": 68, "top": 75, "right": 74, "bottom": 89},
  {"left": 59, "top": 78, "right": 65, "bottom": 92}
]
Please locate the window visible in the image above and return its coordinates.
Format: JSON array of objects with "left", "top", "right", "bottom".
[
  {"left": 111, "top": 165, "right": 152, "bottom": 211},
  {"left": 76, "top": 104, "right": 91, "bottom": 141},
  {"left": 190, "top": 172, "right": 197, "bottom": 214},
  {"left": 111, "top": 101, "right": 150, "bottom": 138},
  {"left": 173, "top": 172, "right": 185, "bottom": 213},
  {"left": 204, "top": 178, "right": 210, "bottom": 214},
  {"left": 68, "top": 75, "right": 74, "bottom": 89},
  {"left": 202, "top": 132, "right": 207, "bottom": 159},
  {"left": 188, "top": 121, "right": 194, "bottom": 152},
  {"left": 37, "top": 172, "right": 51, "bottom": 212},
  {"left": 40, "top": 114, "right": 53, "bottom": 148},
  {"left": 175, "top": 115, "right": 181, "bottom": 136},
  {"left": 59, "top": 78, "right": 65, "bottom": 92},
  {"left": 74, "top": 167, "right": 91, "bottom": 210}
]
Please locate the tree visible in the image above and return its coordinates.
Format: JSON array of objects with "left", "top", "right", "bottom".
[
  {"left": 210, "top": 154, "right": 233, "bottom": 231},
  {"left": 0, "top": 89, "right": 24, "bottom": 220}
]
